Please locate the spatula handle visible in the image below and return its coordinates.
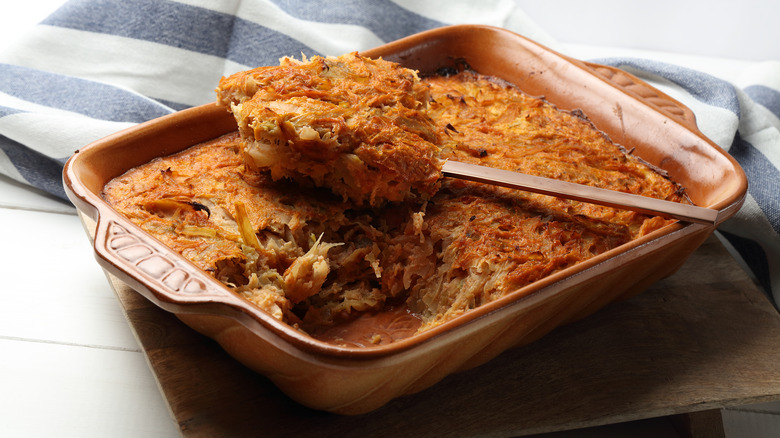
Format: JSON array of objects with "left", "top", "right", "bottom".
[{"left": 441, "top": 160, "right": 719, "bottom": 225}]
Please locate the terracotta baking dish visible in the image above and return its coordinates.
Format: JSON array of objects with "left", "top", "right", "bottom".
[{"left": 63, "top": 25, "right": 746, "bottom": 415}]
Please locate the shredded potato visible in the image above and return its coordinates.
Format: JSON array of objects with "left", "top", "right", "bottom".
[
  {"left": 103, "top": 61, "right": 688, "bottom": 339},
  {"left": 216, "top": 52, "right": 442, "bottom": 206}
]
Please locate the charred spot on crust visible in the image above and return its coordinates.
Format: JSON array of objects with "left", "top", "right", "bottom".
[{"left": 188, "top": 201, "right": 211, "bottom": 218}]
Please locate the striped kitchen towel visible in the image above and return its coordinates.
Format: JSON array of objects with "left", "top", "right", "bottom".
[{"left": 1, "top": 0, "right": 778, "bottom": 304}]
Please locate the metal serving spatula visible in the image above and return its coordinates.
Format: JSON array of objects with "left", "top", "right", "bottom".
[{"left": 441, "top": 160, "right": 719, "bottom": 225}]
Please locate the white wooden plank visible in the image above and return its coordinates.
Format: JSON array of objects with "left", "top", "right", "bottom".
[
  {"left": 0, "top": 207, "right": 139, "bottom": 350},
  {"left": 723, "top": 409, "right": 780, "bottom": 438},
  {"left": 0, "top": 338, "right": 179, "bottom": 438},
  {"left": 727, "top": 401, "right": 780, "bottom": 415},
  {"left": 0, "top": 174, "right": 75, "bottom": 214}
]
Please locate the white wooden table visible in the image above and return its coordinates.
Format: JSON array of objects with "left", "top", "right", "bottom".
[{"left": 0, "top": 177, "right": 181, "bottom": 437}]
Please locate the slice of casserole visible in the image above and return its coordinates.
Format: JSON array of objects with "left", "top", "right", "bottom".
[{"left": 216, "top": 52, "right": 442, "bottom": 206}]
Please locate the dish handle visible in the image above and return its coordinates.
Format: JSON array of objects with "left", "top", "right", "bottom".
[
  {"left": 582, "top": 62, "right": 699, "bottom": 133},
  {"left": 92, "top": 212, "right": 247, "bottom": 310}
]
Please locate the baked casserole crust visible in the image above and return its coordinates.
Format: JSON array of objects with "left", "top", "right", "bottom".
[{"left": 103, "top": 57, "right": 688, "bottom": 342}]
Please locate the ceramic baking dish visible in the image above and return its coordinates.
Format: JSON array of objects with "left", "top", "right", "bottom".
[{"left": 63, "top": 25, "right": 747, "bottom": 415}]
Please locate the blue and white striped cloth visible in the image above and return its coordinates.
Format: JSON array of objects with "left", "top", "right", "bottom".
[{"left": 2, "top": 0, "right": 778, "bottom": 305}]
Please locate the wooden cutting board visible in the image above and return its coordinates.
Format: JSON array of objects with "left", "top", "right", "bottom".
[{"left": 99, "top": 226, "right": 780, "bottom": 437}]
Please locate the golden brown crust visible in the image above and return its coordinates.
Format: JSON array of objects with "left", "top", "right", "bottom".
[
  {"left": 105, "top": 66, "right": 687, "bottom": 340},
  {"left": 216, "top": 53, "right": 442, "bottom": 206}
]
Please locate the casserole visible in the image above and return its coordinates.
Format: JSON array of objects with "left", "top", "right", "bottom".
[{"left": 63, "top": 24, "right": 747, "bottom": 414}]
